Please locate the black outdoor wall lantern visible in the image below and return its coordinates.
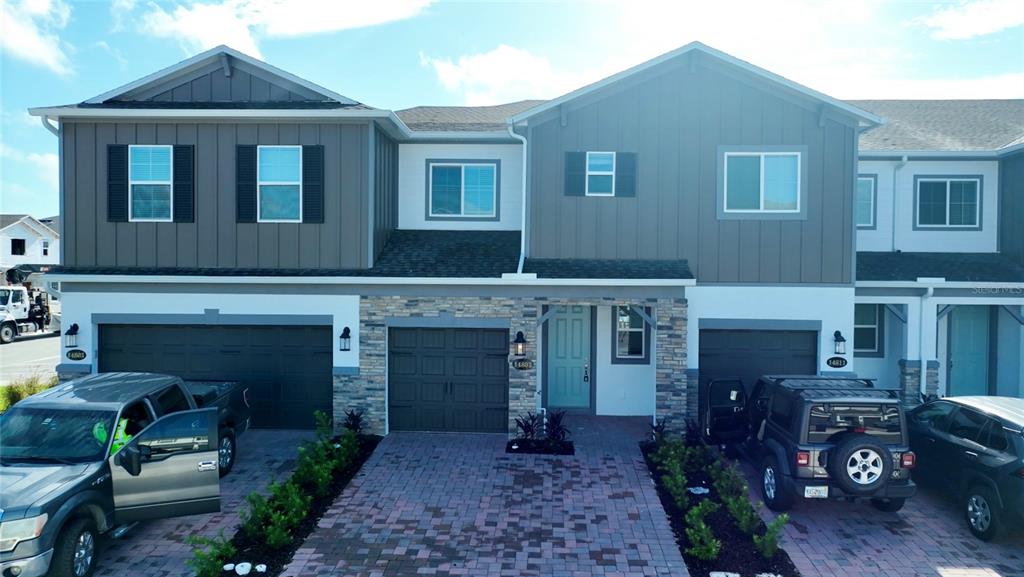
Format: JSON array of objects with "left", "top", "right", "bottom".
[
  {"left": 339, "top": 327, "right": 351, "bottom": 352},
  {"left": 64, "top": 323, "right": 79, "bottom": 348},
  {"left": 833, "top": 330, "right": 846, "bottom": 355},
  {"left": 513, "top": 331, "right": 527, "bottom": 356}
]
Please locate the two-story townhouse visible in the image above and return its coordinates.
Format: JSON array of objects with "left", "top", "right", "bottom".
[
  {"left": 846, "top": 100, "right": 1024, "bottom": 400},
  {"left": 32, "top": 43, "right": 885, "bottom": 435},
  {"left": 0, "top": 214, "right": 60, "bottom": 274}
]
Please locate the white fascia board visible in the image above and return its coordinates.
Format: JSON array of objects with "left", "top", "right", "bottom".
[
  {"left": 43, "top": 273, "right": 695, "bottom": 287},
  {"left": 858, "top": 149, "right": 1006, "bottom": 160},
  {"left": 509, "top": 42, "right": 883, "bottom": 128},
  {"left": 856, "top": 280, "right": 1024, "bottom": 289}
]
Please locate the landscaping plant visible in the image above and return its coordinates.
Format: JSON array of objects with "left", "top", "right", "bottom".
[
  {"left": 514, "top": 412, "right": 543, "bottom": 440},
  {"left": 0, "top": 375, "right": 58, "bottom": 412},
  {"left": 684, "top": 499, "right": 721, "bottom": 561},
  {"left": 708, "top": 460, "right": 761, "bottom": 535},
  {"left": 545, "top": 409, "right": 570, "bottom": 441},
  {"left": 342, "top": 409, "right": 366, "bottom": 435},
  {"left": 185, "top": 533, "right": 236, "bottom": 577},
  {"left": 754, "top": 513, "right": 790, "bottom": 559}
]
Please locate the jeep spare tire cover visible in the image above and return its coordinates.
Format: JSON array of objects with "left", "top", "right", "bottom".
[{"left": 829, "top": 434, "right": 893, "bottom": 495}]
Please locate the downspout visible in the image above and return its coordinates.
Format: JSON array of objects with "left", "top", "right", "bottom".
[
  {"left": 508, "top": 121, "right": 528, "bottom": 273},
  {"left": 892, "top": 155, "right": 907, "bottom": 251},
  {"left": 920, "top": 284, "right": 935, "bottom": 400},
  {"left": 40, "top": 115, "right": 60, "bottom": 137}
]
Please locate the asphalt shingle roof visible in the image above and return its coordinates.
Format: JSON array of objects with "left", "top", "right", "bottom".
[
  {"left": 857, "top": 252, "right": 1024, "bottom": 283},
  {"left": 524, "top": 258, "right": 693, "bottom": 280},
  {"left": 851, "top": 100, "right": 1024, "bottom": 152},
  {"left": 0, "top": 214, "right": 28, "bottom": 229},
  {"left": 396, "top": 100, "right": 545, "bottom": 132}
]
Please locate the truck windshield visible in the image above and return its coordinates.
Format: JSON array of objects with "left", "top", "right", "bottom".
[
  {"left": 808, "top": 403, "right": 903, "bottom": 444},
  {"left": 0, "top": 289, "right": 9, "bottom": 306},
  {"left": 0, "top": 407, "right": 118, "bottom": 464}
]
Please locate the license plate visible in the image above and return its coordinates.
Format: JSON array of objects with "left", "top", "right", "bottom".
[{"left": 804, "top": 486, "right": 829, "bottom": 499}]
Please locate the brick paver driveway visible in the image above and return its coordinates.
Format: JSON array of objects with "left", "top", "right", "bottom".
[
  {"left": 95, "top": 429, "right": 312, "bottom": 577},
  {"left": 742, "top": 463, "right": 1024, "bottom": 577},
  {"left": 284, "top": 417, "right": 686, "bottom": 577}
]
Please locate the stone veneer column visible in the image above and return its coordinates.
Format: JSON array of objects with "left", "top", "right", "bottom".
[
  {"left": 924, "top": 360, "right": 940, "bottom": 399},
  {"left": 897, "top": 359, "right": 922, "bottom": 406},
  {"left": 655, "top": 298, "right": 689, "bottom": 431}
]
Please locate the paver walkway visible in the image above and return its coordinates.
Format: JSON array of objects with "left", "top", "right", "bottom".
[{"left": 284, "top": 417, "right": 687, "bottom": 577}]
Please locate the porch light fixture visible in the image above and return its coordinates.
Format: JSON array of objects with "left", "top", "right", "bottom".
[
  {"left": 833, "top": 330, "right": 846, "bottom": 355},
  {"left": 64, "top": 323, "right": 79, "bottom": 348},
  {"left": 513, "top": 331, "right": 527, "bottom": 357},
  {"left": 339, "top": 327, "right": 351, "bottom": 352}
]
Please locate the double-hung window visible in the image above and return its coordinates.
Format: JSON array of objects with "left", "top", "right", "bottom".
[
  {"left": 916, "top": 177, "right": 980, "bottom": 228},
  {"left": 42, "top": 240, "right": 49, "bottom": 256},
  {"left": 723, "top": 151, "right": 801, "bottom": 213},
  {"left": 856, "top": 175, "right": 876, "bottom": 228},
  {"left": 612, "top": 306, "right": 650, "bottom": 364},
  {"left": 129, "top": 145, "right": 173, "bottom": 222},
  {"left": 428, "top": 161, "right": 497, "bottom": 218},
  {"left": 854, "top": 304, "right": 883, "bottom": 355},
  {"left": 257, "top": 146, "right": 302, "bottom": 222},
  {"left": 585, "top": 152, "right": 615, "bottom": 196}
]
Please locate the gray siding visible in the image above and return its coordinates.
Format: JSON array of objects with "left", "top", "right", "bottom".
[
  {"left": 61, "top": 120, "right": 369, "bottom": 270},
  {"left": 373, "top": 125, "right": 398, "bottom": 260},
  {"left": 527, "top": 55, "right": 858, "bottom": 284},
  {"left": 112, "top": 63, "right": 330, "bottom": 104},
  {"left": 1000, "top": 151, "right": 1024, "bottom": 267}
]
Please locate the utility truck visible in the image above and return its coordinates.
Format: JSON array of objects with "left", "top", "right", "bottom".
[{"left": 1, "top": 267, "right": 59, "bottom": 344}]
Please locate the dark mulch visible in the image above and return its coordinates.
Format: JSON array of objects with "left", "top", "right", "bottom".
[
  {"left": 505, "top": 438, "right": 575, "bottom": 455},
  {"left": 640, "top": 441, "right": 801, "bottom": 577},
  {"left": 223, "top": 434, "right": 381, "bottom": 577}
]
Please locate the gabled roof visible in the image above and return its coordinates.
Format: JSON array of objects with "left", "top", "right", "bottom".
[
  {"left": 852, "top": 100, "right": 1024, "bottom": 153},
  {"left": 0, "top": 214, "right": 59, "bottom": 237},
  {"left": 509, "top": 42, "right": 883, "bottom": 128},
  {"left": 397, "top": 100, "right": 544, "bottom": 132}
]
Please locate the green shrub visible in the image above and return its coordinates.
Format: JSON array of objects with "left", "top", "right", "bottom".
[
  {"left": 186, "top": 533, "right": 236, "bottom": 577},
  {"left": 753, "top": 513, "right": 789, "bottom": 559},
  {"left": 314, "top": 410, "right": 333, "bottom": 440},
  {"left": 335, "top": 429, "right": 358, "bottom": 472},
  {"left": 240, "top": 481, "right": 311, "bottom": 550},
  {"left": 292, "top": 440, "right": 336, "bottom": 497},
  {"left": 661, "top": 458, "right": 690, "bottom": 510},
  {"left": 0, "top": 375, "right": 58, "bottom": 412},
  {"left": 684, "top": 499, "right": 721, "bottom": 561},
  {"left": 721, "top": 492, "right": 761, "bottom": 535},
  {"left": 707, "top": 459, "right": 760, "bottom": 535}
]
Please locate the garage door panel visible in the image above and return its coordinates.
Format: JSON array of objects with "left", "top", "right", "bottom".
[
  {"left": 481, "top": 356, "right": 508, "bottom": 378},
  {"left": 452, "top": 356, "right": 479, "bottom": 377},
  {"left": 699, "top": 329, "right": 818, "bottom": 398},
  {"left": 453, "top": 330, "right": 479, "bottom": 349},
  {"left": 420, "top": 330, "right": 446, "bottom": 349},
  {"left": 390, "top": 380, "right": 418, "bottom": 403},
  {"left": 421, "top": 355, "right": 446, "bottom": 376},
  {"left": 480, "top": 331, "right": 508, "bottom": 351}
]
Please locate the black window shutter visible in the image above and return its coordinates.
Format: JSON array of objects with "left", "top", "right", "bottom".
[
  {"left": 236, "top": 145, "right": 257, "bottom": 223},
  {"left": 173, "top": 145, "right": 195, "bottom": 222},
  {"left": 564, "top": 151, "right": 586, "bottom": 196},
  {"left": 107, "top": 145, "right": 129, "bottom": 222},
  {"left": 615, "top": 152, "right": 637, "bottom": 198},
  {"left": 302, "top": 145, "right": 324, "bottom": 223}
]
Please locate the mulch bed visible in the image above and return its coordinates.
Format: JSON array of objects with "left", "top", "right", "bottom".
[
  {"left": 505, "top": 438, "right": 575, "bottom": 455},
  {"left": 640, "top": 441, "right": 801, "bottom": 577},
  {"left": 222, "top": 434, "right": 381, "bottom": 577}
]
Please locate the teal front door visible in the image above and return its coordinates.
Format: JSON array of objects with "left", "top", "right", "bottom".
[
  {"left": 948, "top": 306, "right": 990, "bottom": 396},
  {"left": 546, "top": 306, "right": 592, "bottom": 409}
]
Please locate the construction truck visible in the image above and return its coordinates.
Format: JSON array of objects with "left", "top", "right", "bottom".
[{"left": 1, "top": 267, "right": 59, "bottom": 344}]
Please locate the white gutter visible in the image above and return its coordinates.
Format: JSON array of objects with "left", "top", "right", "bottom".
[
  {"left": 856, "top": 280, "right": 1024, "bottom": 289},
  {"left": 43, "top": 273, "right": 695, "bottom": 287},
  {"left": 860, "top": 147, "right": 1023, "bottom": 159},
  {"left": 40, "top": 115, "right": 59, "bottom": 137},
  {"left": 507, "top": 121, "right": 528, "bottom": 273}
]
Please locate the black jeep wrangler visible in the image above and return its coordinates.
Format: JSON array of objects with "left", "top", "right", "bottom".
[{"left": 701, "top": 375, "right": 917, "bottom": 512}]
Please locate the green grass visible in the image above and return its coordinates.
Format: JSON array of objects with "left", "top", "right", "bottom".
[{"left": 0, "top": 375, "right": 59, "bottom": 413}]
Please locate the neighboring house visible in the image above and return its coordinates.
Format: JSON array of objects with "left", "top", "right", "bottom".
[
  {"left": 848, "top": 100, "right": 1024, "bottom": 400},
  {"left": 28, "top": 43, "right": 1022, "bottom": 435},
  {"left": 0, "top": 214, "right": 60, "bottom": 275}
]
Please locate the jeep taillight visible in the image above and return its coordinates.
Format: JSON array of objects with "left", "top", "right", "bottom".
[
  {"left": 243, "top": 388, "right": 251, "bottom": 408},
  {"left": 901, "top": 452, "right": 916, "bottom": 469},
  {"left": 796, "top": 452, "right": 811, "bottom": 467}
]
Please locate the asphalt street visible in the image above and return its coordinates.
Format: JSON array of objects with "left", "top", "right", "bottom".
[{"left": 0, "top": 333, "right": 60, "bottom": 385}]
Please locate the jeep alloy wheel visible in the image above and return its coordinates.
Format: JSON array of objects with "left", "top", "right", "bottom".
[
  {"left": 846, "top": 448, "right": 884, "bottom": 486},
  {"left": 763, "top": 466, "right": 777, "bottom": 500}
]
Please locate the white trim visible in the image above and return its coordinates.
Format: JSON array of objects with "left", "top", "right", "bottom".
[
  {"left": 128, "top": 144, "right": 174, "bottom": 222},
  {"left": 723, "top": 151, "right": 801, "bottom": 213},
  {"left": 43, "top": 273, "right": 696, "bottom": 287},
  {"left": 256, "top": 145, "right": 303, "bottom": 223},
  {"left": 860, "top": 146, "right": 1024, "bottom": 159},
  {"left": 857, "top": 280, "right": 1024, "bottom": 289},
  {"left": 915, "top": 177, "right": 981, "bottom": 228},
  {"left": 509, "top": 42, "right": 883, "bottom": 127},
  {"left": 0, "top": 215, "right": 59, "bottom": 238},
  {"left": 856, "top": 176, "right": 875, "bottom": 228},
  {"left": 853, "top": 303, "right": 881, "bottom": 353},
  {"left": 614, "top": 305, "right": 646, "bottom": 359},
  {"left": 584, "top": 151, "right": 616, "bottom": 197},
  {"left": 427, "top": 161, "right": 498, "bottom": 218}
]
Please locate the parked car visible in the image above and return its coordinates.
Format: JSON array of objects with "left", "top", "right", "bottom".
[
  {"left": 907, "top": 396, "right": 1024, "bottom": 541},
  {"left": 701, "top": 375, "right": 916, "bottom": 512},
  {"left": 0, "top": 372, "right": 251, "bottom": 577}
]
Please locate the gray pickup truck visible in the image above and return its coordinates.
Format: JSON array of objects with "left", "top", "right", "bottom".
[{"left": 0, "top": 372, "right": 251, "bottom": 577}]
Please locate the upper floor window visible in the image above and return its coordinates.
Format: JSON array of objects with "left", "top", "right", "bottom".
[
  {"left": 129, "top": 145, "right": 173, "bottom": 222},
  {"left": 915, "top": 177, "right": 981, "bottom": 230},
  {"left": 10, "top": 238, "right": 25, "bottom": 256},
  {"left": 42, "top": 240, "right": 50, "bottom": 256},
  {"left": 854, "top": 304, "right": 883, "bottom": 356},
  {"left": 585, "top": 152, "right": 615, "bottom": 196},
  {"left": 856, "top": 175, "right": 876, "bottom": 228},
  {"left": 258, "top": 146, "right": 302, "bottom": 222},
  {"left": 428, "top": 161, "right": 498, "bottom": 219},
  {"left": 721, "top": 150, "right": 802, "bottom": 217}
]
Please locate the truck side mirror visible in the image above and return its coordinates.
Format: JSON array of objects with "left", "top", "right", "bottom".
[{"left": 119, "top": 445, "right": 142, "bottom": 476}]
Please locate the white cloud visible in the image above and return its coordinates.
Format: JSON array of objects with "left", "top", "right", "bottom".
[
  {"left": 0, "top": 0, "right": 73, "bottom": 75},
  {"left": 0, "top": 142, "right": 59, "bottom": 214},
  {"left": 918, "top": 0, "right": 1024, "bottom": 40},
  {"left": 109, "top": 0, "right": 137, "bottom": 32},
  {"left": 93, "top": 41, "right": 128, "bottom": 70},
  {"left": 139, "top": 0, "right": 433, "bottom": 58}
]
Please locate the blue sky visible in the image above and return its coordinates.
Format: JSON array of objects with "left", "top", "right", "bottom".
[{"left": 2, "top": 0, "right": 1022, "bottom": 218}]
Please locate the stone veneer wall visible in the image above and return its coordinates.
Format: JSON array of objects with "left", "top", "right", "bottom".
[
  {"left": 333, "top": 295, "right": 688, "bottom": 435},
  {"left": 898, "top": 359, "right": 940, "bottom": 405}
]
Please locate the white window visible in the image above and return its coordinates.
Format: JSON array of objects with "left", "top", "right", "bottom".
[
  {"left": 856, "top": 176, "right": 875, "bottom": 228},
  {"left": 613, "top": 306, "right": 649, "bottom": 362},
  {"left": 42, "top": 240, "right": 50, "bottom": 256},
  {"left": 723, "top": 152, "right": 800, "bottom": 213},
  {"left": 585, "top": 152, "right": 615, "bottom": 196},
  {"left": 428, "top": 162, "right": 497, "bottom": 218},
  {"left": 257, "top": 146, "right": 302, "bottom": 223},
  {"left": 129, "top": 145, "right": 173, "bottom": 222},
  {"left": 854, "top": 304, "right": 882, "bottom": 354},
  {"left": 916, "top": 178, "right": 980, "bottom": 228}
]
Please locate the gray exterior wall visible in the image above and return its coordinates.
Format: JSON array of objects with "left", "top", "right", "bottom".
[
  {"left": 1000, "top": 151, "right": 1024, "bottom": 266},
  {"left": 110, "top": 63, "right": 331, "bottom": 104},
  {"left": 373, "top": 125, "right": 399, "bottom": 261},
  {"left": 526, "top": 54, "right": 859, "bottom": 284},
  {"left": 60, "top": 120, "right": 371, "bottom": 270}
]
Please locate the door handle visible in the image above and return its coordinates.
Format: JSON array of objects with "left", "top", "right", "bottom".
[
  {"left": 197, "top": 460, "right": 217, "bottom": 472},
  {"left": 964, "top": 451, "right": 979, "bottom": 459},
  {"left": 583, "top": 364, "right": 590, "bottom": 383}
]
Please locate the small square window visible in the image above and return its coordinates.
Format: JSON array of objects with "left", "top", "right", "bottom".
[
  {"left": 585, "top": 152, "right": 615, "bottom": 196},
  {"left": 258, "top": 146, "right": 302, "bottom": 222},
  {"left": 129, "top": 145, "right": 173, "bottom": 222},
  {"left": 11, "top": 238, "right": 26, "bottom": 256}
]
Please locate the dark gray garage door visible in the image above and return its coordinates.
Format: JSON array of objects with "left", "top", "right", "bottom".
[
  {"left": 99, "top": 324, "right": 332, "bottom": 429},
  {"left": 388, "top": 327, "right": 509, "bottom": 433},
  {"left": 698, "top": 329, "right": 818, "bottom": 395}
]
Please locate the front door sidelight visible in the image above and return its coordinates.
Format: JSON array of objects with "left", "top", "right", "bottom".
[{"left": 111, "top": 408, "right": 220, "bottom": 524}]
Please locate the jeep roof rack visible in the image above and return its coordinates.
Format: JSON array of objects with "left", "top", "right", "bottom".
[{"left": 761, "top": 375, "right": 901, "bottom": 401}]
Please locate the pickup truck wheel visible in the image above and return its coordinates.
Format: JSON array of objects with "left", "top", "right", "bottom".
[
  {"left": 49, "top": 517, "right": 97, "bottom": 577},
  {"left": 218, "top": 430, "right": 236, "bottom": 477},
  {"left": 965, "top": 486, "right": 1004, "bottom": 541},
  {"left": 761, "top": 455, "right": 794, "bottom": 512},
  {"left": 871, "top": 497, "right": 906, "bottom": 512},
  {"left": 0, "top": 323, "right": 15, "bottom": 344}
]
